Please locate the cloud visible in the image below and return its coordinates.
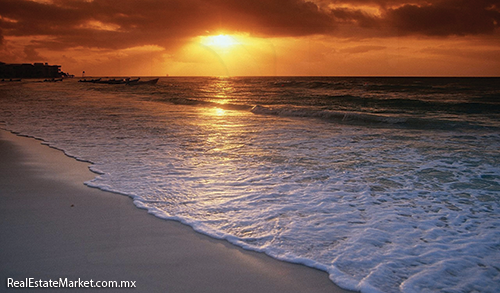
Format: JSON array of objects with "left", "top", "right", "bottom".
[
  {"left": 0, "top": 0, "right": 333, "bottom": 60},
  {"left": 0, "top": 0, "right": 206, "bottom": 49},
  {"left": 420, "top": 45, "right": 500, "bottom": 61},
  {"left": 339, "top": 45, "right": 386, "bottom": 54},
  {"left": 214, "top": 0, "right": 336, "bottom": 36},
  {"left": 384, "top": 0, "right": 500, "bottom": 36},
  {"left": 23, "top": 45, "right": 45, "bottom": 61},
  {"left": 0, "top": 0, "right": 499, "bottom": 56}
]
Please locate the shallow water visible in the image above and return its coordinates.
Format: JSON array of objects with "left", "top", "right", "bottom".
[{"left": 1, "top": 77, "right": 499, "bottom": 293}]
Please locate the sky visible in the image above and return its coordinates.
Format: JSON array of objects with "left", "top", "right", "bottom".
[{"left": 1, "top": 0, "right": 499, "bottom": 76}]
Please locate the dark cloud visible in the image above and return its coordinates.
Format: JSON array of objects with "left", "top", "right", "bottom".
[
  {"left": 0, "top": 0, "right": 213, "bottom": 49},
  {"left": 384, "top": 0, "right": 500, "bottom": 36},
  {"left": 23, "top": 45, "right": 45, "bottom": 61},
  {"left": 324, "top": 0, "right": 500, "bottom": 36},
  {"left": 213, "top": 0, "right": 336, "bottom": 36},
  {"left": 330, "top": 7, "right": 380, "bottom": 28},
  {"left": 0, "top": 0, "right": 87, "bottom": 36},
  {"left": 0, "top": 0, "right": 498, "bottom": 54},
  {"left": 340, "top": 45, "right": 386, "bottom": 54},
  {"left": 0, "top": 0, "right": 336, "bottom": 51}
]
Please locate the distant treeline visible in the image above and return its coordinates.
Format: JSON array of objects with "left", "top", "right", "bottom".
[{"left": 0, "top": 62, "right": 71, "bottom": 78}]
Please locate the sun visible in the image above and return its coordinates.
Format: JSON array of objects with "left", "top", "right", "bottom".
[
  {"left": 200, "top": 34, "right": 240, "bottom": 49},
  {"left": 174, "top": 33, "right": 278, "bottom": 76}
]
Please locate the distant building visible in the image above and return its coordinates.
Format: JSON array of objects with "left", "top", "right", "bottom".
[{"left": 0, "top": 62, "right": 68, "bottom": 78}]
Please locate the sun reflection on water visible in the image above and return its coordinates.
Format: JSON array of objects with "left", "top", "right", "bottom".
[
  {"left": 204, "top": 77, "right": 236, "bottom": 104},
  {"left": 214, "top": 107, "right": 226, "bottom": 116},
  {"left": 183, "top": 78, "right": 264, "bottom": 199}
]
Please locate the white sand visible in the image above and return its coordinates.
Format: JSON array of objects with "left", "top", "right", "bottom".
[{"left": 0, "top": 130, "right": 356, "bottom": 293}]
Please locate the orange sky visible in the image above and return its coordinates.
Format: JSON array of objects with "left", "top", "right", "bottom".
[{"left": 1, "top": 0, "right": 499, "bottom": 76}]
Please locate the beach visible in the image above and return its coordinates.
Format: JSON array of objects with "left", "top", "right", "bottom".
[
  {"left": 1, "top": 77, "right": 499, "bottom": 292},
  {"left": 0, "top": 129, "right": 355, "bottom": 293}
]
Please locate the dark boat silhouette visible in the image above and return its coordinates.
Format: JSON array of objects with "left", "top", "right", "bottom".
[{"left": 127, "top": 78, "right": 159, "bottom": 86}]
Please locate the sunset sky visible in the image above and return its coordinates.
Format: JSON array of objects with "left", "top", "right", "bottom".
[{"left": 1, "top": 0, "right": 499, "bottom": 76}]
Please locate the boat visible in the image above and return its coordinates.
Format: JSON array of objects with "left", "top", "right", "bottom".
[
  {"left": 104, "top": 78, "right": 127, "bottom": 84},
  {"left": 78, "top": 77, "right": 157, "bottom": 85},
  {"left": 93, "top": 78, "right": 126, "bottom": 84},
  {"left": 93, "top": 79, "right": 111, "bottom": 84},
  {"left": 127, "top": 78, "right": 159, "bottom": 86},
  {"left": 43, "top": 78, "right": 63, "bottom": 82},
  {"left": 126, "top": 78, "right": 141, "bottom": 84},
  {"left": 78, "top": 78, "right": 101, "bottom": 83},
  {"left": 94, "top": 77, "right": 140, "bottom": 84}
]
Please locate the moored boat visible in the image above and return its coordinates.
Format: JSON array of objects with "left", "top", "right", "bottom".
[
  {"left": 1, "top": 78, "right": 22, "bottom": 82},
  {"left": 78, "top": 78, "right": 101, "bottom": 83},
  {"left": 127, "top": 78, "right": 159, "bottom": 86}
]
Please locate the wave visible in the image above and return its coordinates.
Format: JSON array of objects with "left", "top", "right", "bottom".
[
  {"left": 269, "top": 78, "right": 500, "bottom": 115},
  {"left": 250, "top": 105, "right": 495, "bottom": 131},
  {"left": 158, "top": 93, "right": 500, "bottom": 117},
  {"left": 270, "top": 76, "right": 500, "bottom": 92},
  {"left": 270, "top": 79, "right": 351, "bottom": 90},
  {"left": 300, "top": 94, "right": 500, "bottom": 116},
  {"left": 152, "top": 95, "right": 498, "bottom": 131}
]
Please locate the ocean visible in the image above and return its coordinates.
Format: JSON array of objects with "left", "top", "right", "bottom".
[{"left": 1, "top": 77, "right": 499, "bottom": 293}]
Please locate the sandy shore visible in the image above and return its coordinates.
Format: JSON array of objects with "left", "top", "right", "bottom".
[{"left": 0, "top": 130, "right": 356, "bottom": 293}]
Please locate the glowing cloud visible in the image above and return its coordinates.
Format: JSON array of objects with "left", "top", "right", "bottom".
[{"left": 201, "top": 35, "right": 241, "bottom": 49}]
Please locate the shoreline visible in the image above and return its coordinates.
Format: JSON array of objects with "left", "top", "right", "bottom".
[{"left": 0, "top": 130, "right": 356, "bottom": 293}]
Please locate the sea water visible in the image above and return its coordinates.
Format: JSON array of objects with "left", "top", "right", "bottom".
[{"left": 1, "top": 77, "right": 499, "bottom": 293}]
